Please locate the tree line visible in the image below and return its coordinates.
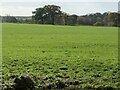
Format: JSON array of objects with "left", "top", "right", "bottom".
[{"left": 1, "top": 5, "right": 120, "bottom": 27}]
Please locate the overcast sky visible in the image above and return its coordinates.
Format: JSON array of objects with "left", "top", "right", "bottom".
[{"left": 0, "top": 0, "right": 119, "bottom": 16}]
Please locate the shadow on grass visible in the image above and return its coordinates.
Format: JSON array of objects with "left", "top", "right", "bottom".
[{"left": 3, "top": 76, "right": 119, "bottom": 90}]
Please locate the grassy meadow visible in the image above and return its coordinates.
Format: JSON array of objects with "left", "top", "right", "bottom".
[{"left": 2, "top": 23, "right": 119, "bottom": 89}]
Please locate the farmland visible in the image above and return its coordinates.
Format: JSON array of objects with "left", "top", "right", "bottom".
[{"left": 2, "top": 23, "right": 118, "bottom": 89}]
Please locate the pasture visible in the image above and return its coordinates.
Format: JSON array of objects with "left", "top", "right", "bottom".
[{"left": 2, "top": 23, "right": 118, "bottom": 89}]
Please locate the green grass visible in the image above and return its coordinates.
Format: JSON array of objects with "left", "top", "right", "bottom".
[{"left": 2, "top": 23, "right": 119, "bottom": 89}]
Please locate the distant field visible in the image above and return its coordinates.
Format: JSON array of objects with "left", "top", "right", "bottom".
[{"left": 2, "top": 23, "right": 118, "bottom": 89}]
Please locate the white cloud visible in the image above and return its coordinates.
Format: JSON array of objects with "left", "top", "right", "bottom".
[
  {"left": 0, "top": 3, "right": 2, "bottom": 16},
  {"left": 1, "top": 0, "right": 119, "bottom": 2},
  {"left": 1, "top": 2, "right": 118, "bottom": 16}
]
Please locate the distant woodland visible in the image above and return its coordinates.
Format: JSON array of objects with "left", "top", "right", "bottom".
[{"left": 0, "top": 5, "right": 120, "bottom": 27}]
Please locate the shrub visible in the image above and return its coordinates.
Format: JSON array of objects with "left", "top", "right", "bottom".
[{"left": 94, "top": 21, "right": 102, "bottom": 26}]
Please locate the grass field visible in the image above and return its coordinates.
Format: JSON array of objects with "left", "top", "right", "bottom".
[{"left": 2, "top": 23, "right": 118, "bottom": 89}]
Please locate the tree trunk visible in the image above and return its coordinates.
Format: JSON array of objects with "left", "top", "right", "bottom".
[
  {"left": 51, "top": 15, "right": 55, "bottom": 25},
  {"left": 41, "top": 18, "right": 44, "bottom": 24}
]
